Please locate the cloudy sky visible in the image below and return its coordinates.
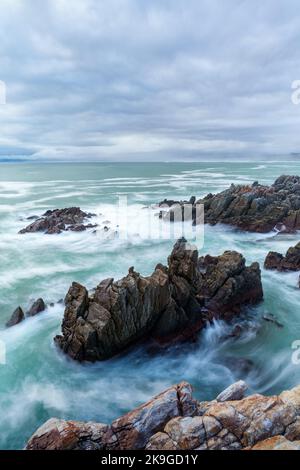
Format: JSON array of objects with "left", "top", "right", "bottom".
[{"left": 0, "top": 0, "right": 300, "bottom": 161}]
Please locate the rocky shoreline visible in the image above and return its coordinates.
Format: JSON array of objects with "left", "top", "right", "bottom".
[
  {"left": 12, "top": 174, "right": 300, "bottom": 451},
  {"left": 54, "top": 238, "right": 263, "bottom": 361},
  {"left": 160, "top": 175, "right": 300, "bottom": 233},
  {"left": 26, "top": 380, "right": 300, "bottom": 451}
]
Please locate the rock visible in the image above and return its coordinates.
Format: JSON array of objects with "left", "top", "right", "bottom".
[
  {"left": 197, "top": 251, "right": 263, "bottom": 317},
  {"left": 250, "top": 435, "right": 300, "bottom": 450},
  {"left": 55, "top": 238, "right": 263, "bottom": 362},
  {"left": 27, "top": 298, "right": 46, "bottom": 317},
  {"left": 161, "top": 175, "right": 300, "bottom": 233},
  {"left": 285, "top": 417, "right": 300, "bottom": 441},
  {"left": 19, "top": 207, "right": 97, "bottom": 235},
  {"left": 216, "top": 381, "right": 248, "bottom": 402},
  {"left": 164, "top": 416, "right": 206, "bottom": 449},
  {"left": 6, "top": 307, "right": 25, "bottom": 328},
  {"left": 264, "top": 242, "right": 300, "bottom": 271},
  {"left": 280, "top": 385, "right": 300, "bottom": 413},
  {"left": 262, "top": 313, "right": 284, "bottom": 328},
  {"left": 26, "top": 418, "right": 110, "bottom": 450},
  {"left": 145, "top": 432, "right": 179, "bottom": 450},
  {"left": 26, "top": 381, "right": 300, "bottom": 451},
  {"left": 110, "top": 382, "right": 194, "bottom": 450}
]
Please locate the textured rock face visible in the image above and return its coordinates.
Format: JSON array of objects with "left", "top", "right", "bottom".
[
  {"left": 197, "top": 252, "right": 263, "bottom": 317},
  {"left": 110, "top": 382, "right": 197, "bottom": 450},
  {"left": 250, "top": 435, "right": 300, "bottom": 451},
  {"left": 26, "top": 418, "right": 110, "bottom": 450},
  {"left": 216, "top": 380, "right": 248, "bottom": 402},
  {"left": 264, "top": 242, "right": 300, "bottom": 271},
  {"left": 162, "top": 175, "right": 300, "bottom": 233},
  {"left": 6, "top": 307, "right": 25, "bottom": 328},
  {"left": 26, "top": 381, "right": 300, "bottom": 451},
  {"left": 19, "top": 207, "right": 97, "bottom": 235},
  {"left": 55, "top": 238, "right": 263, "bottom": 362}
]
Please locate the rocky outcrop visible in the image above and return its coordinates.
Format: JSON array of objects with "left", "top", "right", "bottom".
[
  {"left": 6, "top": 307, "right": 25, "bottom": 327},
  {"left": 26, "top": 418, "right": 110, "bottom": 450},
  {"left": 6, "top": 298, "right": 46, "bottom": 328},
  {"left": 264, "top": 242, "right": 300, "bottom": 271},
  {"left": 19, "top": 207, "right": 97, "bottom": 235},
  {"left": 161, "top": 175, "right": 300, "bottom": 233},
  {"left": 26, "top": 381, "right": 300, "bottom": 451},
  {"left": 26, "top": 382, "right": 196, "bottom": 450},
  {"left": 54, "top": 238, "right": 263, "bottom": 362},
  {"left": 27, "top": 298, "right": 46, "bottom": 317}
]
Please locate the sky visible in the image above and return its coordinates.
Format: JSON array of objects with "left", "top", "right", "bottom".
[{"left": 0, "top": 0, "right": 300, "bottom": 162}]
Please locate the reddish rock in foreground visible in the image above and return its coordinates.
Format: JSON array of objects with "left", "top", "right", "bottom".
[{"left": 26, "top": 381, "right": 300, "bottom": 451}]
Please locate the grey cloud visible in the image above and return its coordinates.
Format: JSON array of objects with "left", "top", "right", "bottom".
[{"left": 0, "top": 0, "right": 300, "bottom": 161}]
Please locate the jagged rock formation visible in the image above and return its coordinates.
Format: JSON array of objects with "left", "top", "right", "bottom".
[
  {"left": 5, "top": 307, "right": 25, "bottom": 328},
  {"left": 264, "top": 242, "right": 300, "bottom": 271},
  {"left": 6, "top": 298, "right": 46, "bottom": 328},
  {"left": 54, "top": 239, "right": 263, "bottom": 362},
  {"left": 26, "top": 381, "right": 300, "bottom": 451},
  {"left": 19, "top": 207, "right": 97, "bottom": 235},
  {"left": 27, "top": 298, "right": 46, "bottom": 317},
  {"left": 160, "top": 175, "right": 300, "bottom": 233}
]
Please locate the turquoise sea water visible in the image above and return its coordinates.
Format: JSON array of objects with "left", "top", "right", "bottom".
[{"left": 1, "top": 161, "right": 300, "bottom": 449}]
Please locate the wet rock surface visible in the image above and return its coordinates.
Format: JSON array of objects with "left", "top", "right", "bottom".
[
  {"left": 264, "top": 241, "right": 300, "bottom": 271},
  {"left": 27, "top": 298, "right": 46, "bottom": 317},
  {"left": 19, "top": 207, "right": 97, "bottom": 235},
  {"left": 54, "top": 238, "right": 263, "bottom": 362},
  {"left": 5, "top": 307, "right": 25, "bottom": 327},
  {"left": 26, "top": 381, "right": 300, "bottom": 451},
  {"left": 6, "top": 298, "right": 46, "bottom": 328},
  {"left": 161, "top": 175, "right": 300, "bottom": 233}
]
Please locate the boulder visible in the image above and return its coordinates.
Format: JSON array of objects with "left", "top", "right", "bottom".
[
  {"left": 55, "top": 238, "right": 263, "bottom": 362},
  {"left": 6, "top": 307, "right": 25, "bottom": 328},
  {"left": 27, "top": 298, "right": 46, "bottom": 317},
  {"left": 110, "top": 382, "right": 195, "bottom": 450},
  {"left": 19, "top": 207, "right": 97, "bottom": 235},
  {"left": 26, "top": 418, "right": 110, "bottom": 450},
  {"left": 264, "top": 242, "right": 300, "bottom": 271},
  {"left": 216, "top": 380, "right": 248, "bottom": 402}
]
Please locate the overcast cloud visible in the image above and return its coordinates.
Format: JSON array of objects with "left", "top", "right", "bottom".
[{"left": 0, "top": 0, "right": 300, "bottom": 161}]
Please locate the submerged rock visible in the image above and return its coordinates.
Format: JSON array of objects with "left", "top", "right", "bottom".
[
  {"left": 6, "top": 307, "right": 25, "bottom": 328},
  {"left": 161, "top": 175, "right": 300, "bottom": 233},
  {"left": 264, "top": 242, "right": 300, "bottom": 271},
  {"left": 26, "top": 381, "right": 300, "bottom": 451},
  {"left": 19, "top": 207, "right": 97, "bottom": 235},
  {"left": 54, "top": 238, "right": 263, "bottom": 362}
]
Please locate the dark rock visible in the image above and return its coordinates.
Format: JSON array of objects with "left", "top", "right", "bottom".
[
  {"left": 161, "top": 175, "right": 300, "bottom": 233},
  {"left": 19, "top": 207, "right": 96, "bottom": 235},
  {"left": 6, "top": 307, "right": 25, "bottom": 328},
  {"left": 264, "top": 242, "right": 300, "bottom": 271},
  {"left": 27, "top": 298, "right": 46, "bottom": 317},
  {"left": 197, "top": 251, "right": 263, "bottom": 317},
  {"left": 54, "top": 238, "right": 263, "bottom": 362}
]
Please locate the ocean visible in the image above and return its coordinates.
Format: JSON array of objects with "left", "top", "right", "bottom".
[{"left": 1, "top": 161, "right": 300, "bottom": 449}]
